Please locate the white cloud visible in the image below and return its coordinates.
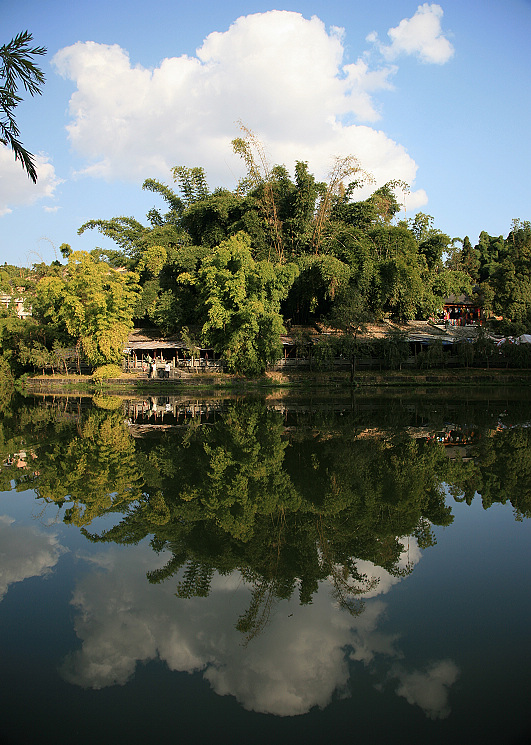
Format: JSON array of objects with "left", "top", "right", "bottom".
[
  {"left": 0, "top": 146, "right": 61, "bottom": 217},
  {"left": 51, "top": 11, "right": 431, "bottom": 207},
  {"left": 372, "top": 4, "right": 454, "bottom": 65},
  {"left": 393, "top": 659, "right": 460, "bottom": 719},
  {"left": 0, "top": 514, "right": 66, "bottom": 599}
]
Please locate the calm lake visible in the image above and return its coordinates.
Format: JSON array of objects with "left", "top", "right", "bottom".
[{"left": 1, "top": 388, "right": 530, "bottom": 745}]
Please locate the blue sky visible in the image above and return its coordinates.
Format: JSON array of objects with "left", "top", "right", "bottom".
[{"left": 1, "top": 0, "right": 530, "bottom": 266}]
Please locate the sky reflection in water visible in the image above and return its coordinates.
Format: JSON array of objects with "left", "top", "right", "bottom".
[{"left": 0, "top": 391, "right": 530, "bottom": 744}]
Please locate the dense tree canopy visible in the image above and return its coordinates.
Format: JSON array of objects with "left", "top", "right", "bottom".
[
  {"left": 2, "top": 129, "right": 529, "bottom": 375},
  {"left": 193, "top": 232, "right": 298, "bottom": 375}
]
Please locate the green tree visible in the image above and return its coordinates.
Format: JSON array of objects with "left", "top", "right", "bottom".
[
  {"left": 371, "top": 225, "right": 425, "bottom": 319},
  {"left": 232, "top": 161, "right": 325, "bottom": 261},
  {"left": 419, "top": 266, "right": 472, "bottom": 320},
  {"left": 196, "top": 233, "right": 298, "bottom": 375},
  {"left": 0, "top": 31, "right": 46, "bottom": 182},
  {"left": 33, "top": 251, "right": 139, "bottom": 367},
  {"left": 0, "top": 354, "right": 14, "bottom": 402},
  {"left": 377, "top": 328, "right": 410, "bottom": 370},
  {"left": 416, "top": 338, "right": 445, "bottom": 369},
  {"left": 232, "top": 124, "right": 286, "bottom": 262},
  {"left": 180, "top": 189, "right": 242, "bottom": 248},
  {"left": 489, "top": 222, "right": 531, "bottom": 324},
  {"left": 0, "top": 303, "right": 52, "bottom": 376},
  {"left": 79, "top": 177, "right": 186, "bottom": 268},
  {"left": 310, "top": 156, "right": 374, "bottom": 254},
  {"left": 283, "top": 254, "right": 351, "bottom": 324},
  {"left": 473, "top": 326, "right": 496, "bottom": 368},
  {"left": 233, "top": 124, "right": 373, "bottom": 261},
  {"left": 408, "top": 212, "right": 436, "bottom": 243},
  {"left": 171, "top": 165, "right": 210, "bottom": 207},
  {"left": 476, "top": 230, "right": 505, "bottom": 283},
  {"left": 74, "top": 141, "right": 486, "bottom": 338},
  {"left": 447, "top": 236, "right": 480, "bottom": 281}
]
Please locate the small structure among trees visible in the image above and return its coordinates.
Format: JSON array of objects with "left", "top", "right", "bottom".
[
  {"left": 125, "top": 328, "right": 218, "bottom": 372},
  {"left": 0, "top": 293, "right": 31, "bottom": 319},
  {"left": 441, "top": 293, "right": 484, "bottom": 326}
]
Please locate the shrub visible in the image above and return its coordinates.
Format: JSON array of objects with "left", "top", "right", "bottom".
[{"left": 92, "top": 364, "right": 122, "bottom": 385}]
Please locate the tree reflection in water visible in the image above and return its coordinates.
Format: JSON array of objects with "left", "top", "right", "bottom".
[{"left": 2, "top": 391, "right": 531, "bottom": 642}]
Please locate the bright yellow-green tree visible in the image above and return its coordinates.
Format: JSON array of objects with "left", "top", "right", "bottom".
[{"left": 33, "top": 251, "right": 139, "bottom": 366}]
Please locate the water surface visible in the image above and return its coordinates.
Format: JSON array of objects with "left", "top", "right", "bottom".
[{"left": 1, "top": 389, "right": 530, "bottom": 745}]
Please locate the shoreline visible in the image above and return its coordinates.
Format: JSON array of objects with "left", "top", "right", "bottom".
[{"left": 20, "top": 366, "right": 531, "bottom": 394}]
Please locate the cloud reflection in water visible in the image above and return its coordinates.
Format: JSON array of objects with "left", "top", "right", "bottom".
[
  {"left": 0, "top": 514, "right": 67, "bottom": 601},
  {"left": 59, "top": 539, "right": 459, "bottom": 719}
]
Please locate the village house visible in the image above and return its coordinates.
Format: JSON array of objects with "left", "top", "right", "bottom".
[
  {"left": 440, "top": 293, "right": 484, "bottom": 326},
  {"left": 124, "top": 328, "right": 219, "bottom": 375},
  {"left": 0, "top": 293, "right": 31, "bottom": 319}
]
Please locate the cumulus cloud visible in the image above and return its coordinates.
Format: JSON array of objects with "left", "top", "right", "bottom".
[
  {"left": 51, "top": 10, "right": 440, "bottom": 208},
  {"left": 370, "top": 4, "right": 454, "bottom": 64},
  {"left": 393, "top": 660, "right": 460, "bottom": 719},
  {"left": 0, "top": 145, "right": 61, "bottom": 216},
  {"left": 0, "top": 514, "right": 66, "bottom": 600}
]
